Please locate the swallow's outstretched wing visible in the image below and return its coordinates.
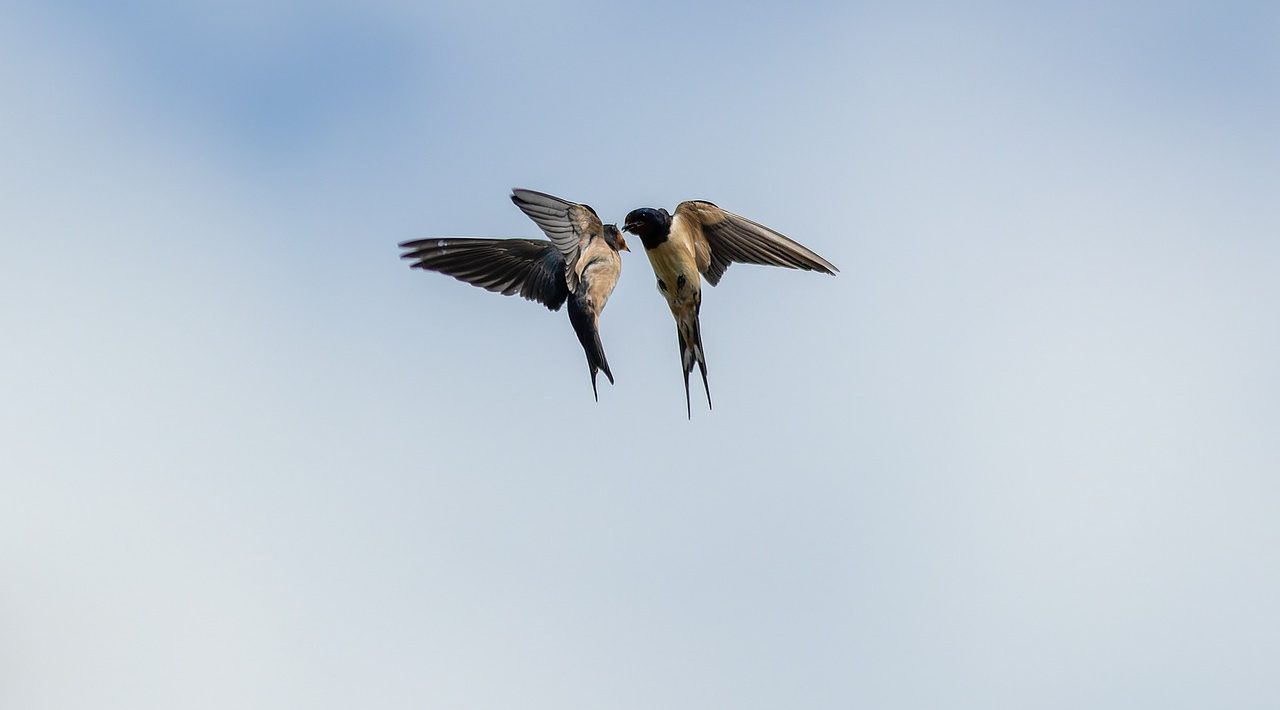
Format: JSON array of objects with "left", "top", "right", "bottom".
[
  {"left": 398, "top": 237, "right": 569, "bottom": 311},
  {"left": 510, "top": 188, "right": 608, "bottom": 292},
  {"left": 673, "top": 201, "right": 838, "bottom": 286}
]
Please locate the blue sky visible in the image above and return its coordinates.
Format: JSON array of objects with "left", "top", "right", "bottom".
[{"left": 2, "top": 2, "right": 1278, "bottom": 708}]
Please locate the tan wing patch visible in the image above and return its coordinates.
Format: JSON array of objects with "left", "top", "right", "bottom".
[
  {"left": 669, "top": 210, "right": 712, "bottom": 276},
  {"left": 568, "top": 204, "right": 604, "bottom": 248},
  {"left": 673, "top": 202, "right": 722, "bottom": 277},
  {"left": 674, "top": 199, "right": 837, "bottom": 285}
]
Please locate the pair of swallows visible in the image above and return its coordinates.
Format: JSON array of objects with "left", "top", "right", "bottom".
[{"left": 400, "top": 188, "right": 837, "bottom": 418}]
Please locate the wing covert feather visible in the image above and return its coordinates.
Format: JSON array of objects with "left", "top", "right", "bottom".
[
  {"left": 674, "top": 201, "right": 837, "bottom": 286},
  {"left": 510, "top": 189, "right": 605, "bottom": 290}
]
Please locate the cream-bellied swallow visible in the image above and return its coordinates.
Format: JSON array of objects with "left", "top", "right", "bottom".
[
  {"left": 400, "top": 189, "right": 629, "bottom": 400},
  {"left": 622, "top": 200, "right": 836, "bottom": 417}
]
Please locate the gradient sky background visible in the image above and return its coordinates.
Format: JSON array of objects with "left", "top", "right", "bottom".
[{"left": 2, "top": 2, "right": 1278, "bottom": 708}]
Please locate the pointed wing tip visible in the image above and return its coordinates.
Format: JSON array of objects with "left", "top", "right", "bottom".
[
  {"left": 802, "top": 253, "right": 838, "bottom": 275},
  {"left": 511, "top": 187, "right": 566, "bottom": 206},
  {"left": 510, "top": 189, "right": 538, "bottom": 210}
]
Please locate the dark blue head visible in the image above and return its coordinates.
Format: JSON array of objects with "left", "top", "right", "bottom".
[{"left": 622, "top": 207, "right": 672, "bottom": 249}]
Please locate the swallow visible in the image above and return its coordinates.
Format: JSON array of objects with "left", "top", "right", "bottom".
[
  {"left": 400, "top": 189, "right": 629, "bottom": 400},
  {"left": 622, "top": 200, "right": 836, "bottom": 417}
]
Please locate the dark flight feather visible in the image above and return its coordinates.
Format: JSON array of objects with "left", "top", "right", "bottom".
[
  {"left": 510, "top": 189, "right": 606, "bottom": 292},
  {"left": 398, "top": 237, "right": 569, "bottom": 311},
  {"left": 675, "top": 201, "right": 838, "bottom": 286}
]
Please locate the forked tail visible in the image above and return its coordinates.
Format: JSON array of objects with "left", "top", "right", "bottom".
[
  {"left": 568, "top": 297, "right": 613, "bottom": 401},
  {"left": 676, "top": 307, "right": 711, "bottom": 419}
]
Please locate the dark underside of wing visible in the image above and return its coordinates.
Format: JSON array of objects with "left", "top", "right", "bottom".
[
  {"left": 399, "top": 237, "right": 569, "bottom": 311},
  {"left": 680, "top": 202, "right": 838, "bottom": 286},
  {"left": 509, "top": 189, "right": 600, "bottom": 265}
]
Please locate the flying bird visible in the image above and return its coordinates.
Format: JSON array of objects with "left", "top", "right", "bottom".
[
  {"left": 400, "top": 189, "right": 629, "bottom": 400},
  {"left": 622, "top": 200, "right": 836, "bottom": 418}
]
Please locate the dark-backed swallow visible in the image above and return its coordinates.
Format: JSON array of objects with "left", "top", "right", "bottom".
[
  {"left": 399, "top": 189, "right": 629, "bottom": 400},
  {"left": 622, "top": 200, "right": 836, "bottom": 418}
]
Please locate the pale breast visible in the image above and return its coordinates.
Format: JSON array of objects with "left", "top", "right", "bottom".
[
  {"left": 645, "top": 219, "right": 700, "bottom": 307},
  {"left": 583, "top": 254, "right": 620, "bottom": 311},
  {"left": 648, "top": 219, "right": 698, "bottom": 275},
  {"left": 577, "top": 238, "right": 621, "bottom": 311}
]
